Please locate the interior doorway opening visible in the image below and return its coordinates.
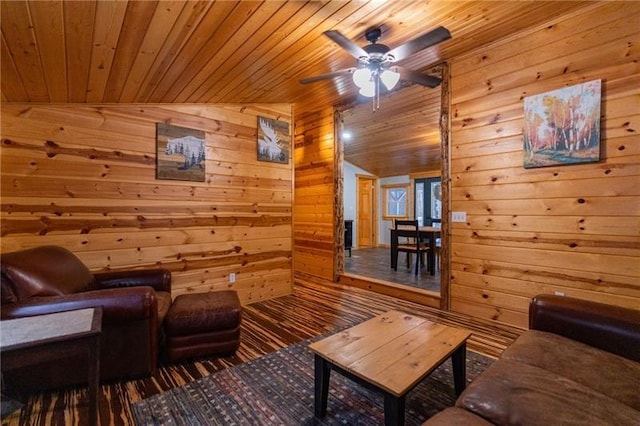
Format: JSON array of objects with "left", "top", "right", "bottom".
[{"left": 335, "top": 63, "right": 450, "bottom": 309}]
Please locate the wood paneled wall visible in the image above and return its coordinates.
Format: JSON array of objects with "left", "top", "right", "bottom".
[
  {"left": 449, "top": 3, "right": 640, "bottom": 327},
  {"left": 1, "top": 104, "right": 294, "bottom": 304},
  {"left": 293, "top": 108, "right": 336, "bottom": 280},
  {"left": 291, "top": 3, "right": 639, "bottom": 329}
]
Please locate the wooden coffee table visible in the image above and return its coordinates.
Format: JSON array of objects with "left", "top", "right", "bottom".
[{"left": 309, "top": 310, "right": 471, "bottom": 426}]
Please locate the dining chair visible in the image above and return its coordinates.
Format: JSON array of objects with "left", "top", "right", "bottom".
[{"left": 393, "top": 220, "right": 430, "bottom": 275}]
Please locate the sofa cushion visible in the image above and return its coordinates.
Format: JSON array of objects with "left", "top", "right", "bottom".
[
  {"left": 0, "top": 246, "right": 94, "bottom": 300},
  {"left": 501, "top": 330, "right": 640, "bottom": 411},
  {"left": 423, "top": 407, "right": 494, "bottom": 425},
  {"left": 456, "top": 359, "right": 640, "bottom": 426},
  {"left": 164, "top": 291, "right": 241, "bottom": 336},
  {"left": 155, "top": 291, "right": 173, "bottom": 325},
  {"left": 1, "top": 272, "right": 18, "bottom": 304}
]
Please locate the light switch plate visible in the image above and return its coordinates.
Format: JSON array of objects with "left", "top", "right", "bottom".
[{"left": 452, "top": 211, "right": 467, "bottom": 222}]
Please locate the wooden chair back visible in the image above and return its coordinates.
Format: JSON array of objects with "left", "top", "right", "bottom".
[
  {"left": 394, "top": 220, "right": 420, "bottom": 247},
  {"left": 393, "top": 220, "right": 430, "bottom": 275}
]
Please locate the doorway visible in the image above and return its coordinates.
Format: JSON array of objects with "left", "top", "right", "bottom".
[
  {"left": 335, "top": 62, "right": 450, "bottom": 309},
  {"left": 415, "top": 177, "right": 442, "bottom": 227},
  {"left": 356, "top": 175, "right": 376, "bottom": 248}
]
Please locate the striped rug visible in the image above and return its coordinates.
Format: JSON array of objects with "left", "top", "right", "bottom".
[{"left": 132, "top": 333, "right": 492, "bottom": 426}]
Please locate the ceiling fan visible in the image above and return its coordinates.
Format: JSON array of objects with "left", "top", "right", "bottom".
[{"left": 300, "top": 26, "right": 451, "bottom": 102}]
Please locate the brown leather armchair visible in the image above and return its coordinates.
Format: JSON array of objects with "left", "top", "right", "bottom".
[{"left": 1, "top": 245, "right": 173, "bottom": 391}]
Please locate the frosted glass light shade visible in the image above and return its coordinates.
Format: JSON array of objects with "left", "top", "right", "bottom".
[
  {"left": 358, "top": 81, "right": 375, "bottom": 97},
  {"left": 352, "top": 68, "right": 372, "bottom": 88},
  {"left": 380, "top": 69, "right": 400, "bottom": 90}
]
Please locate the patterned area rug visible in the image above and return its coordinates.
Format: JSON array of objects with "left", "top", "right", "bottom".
[{"left": 132, "top": 334, "right": 493, "bottom": 425}]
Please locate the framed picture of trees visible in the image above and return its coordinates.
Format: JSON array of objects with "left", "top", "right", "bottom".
[
  {"left": 156, "top": 123, "right": 206, "bottom": 181},
  {"left": 523, "top": 79, "right": 601, "bottom": 168}
]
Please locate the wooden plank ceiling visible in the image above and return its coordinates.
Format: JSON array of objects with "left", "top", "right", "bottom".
[
  {"left": 342, "top": 73, "right": 442, "bottom": 177},
  {"left": 1, "top": 0, "right": 590, "bottom": 176}
]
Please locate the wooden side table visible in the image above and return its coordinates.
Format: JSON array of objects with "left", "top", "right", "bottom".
[{"left": 1, "top": 308, "right": 103, "bottom": 426}]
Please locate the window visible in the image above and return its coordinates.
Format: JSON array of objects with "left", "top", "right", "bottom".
[
  {"left": 382, "top": 183, "right": 409, "bottom": 220},
  {"left": 414, "top": 177, "right": 441, "bottom": 226}
]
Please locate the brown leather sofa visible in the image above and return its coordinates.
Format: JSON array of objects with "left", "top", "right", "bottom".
[
  {"left": 1, "top": 245, "right": 173, "bottom": 392},
  {"left": 425, "top": 295, "right": 640, "bottom": 425}
]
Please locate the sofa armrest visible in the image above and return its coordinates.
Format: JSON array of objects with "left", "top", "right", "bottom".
[
  {"left": 529, "top": 294, "right": 640, "bottom": 362},
  {"left": 0, "top": 287, "right": 158, "bottom": 324},
  {"left": 93, "top": 268, "right": 171, "bottom": 293}
]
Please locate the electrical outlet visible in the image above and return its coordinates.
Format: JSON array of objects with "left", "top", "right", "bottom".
[
  {"left": 554, "top": 291, "right": 565, "bottom": 296},
  {"left": 229, "top": 272, "right": 236, "bottom": 283},
  {"left": 451, "top": 211, "right": 467, "bottom": 222}
]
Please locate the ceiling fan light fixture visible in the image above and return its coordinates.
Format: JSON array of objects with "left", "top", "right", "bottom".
[
  {"left": 358, "top": 81, "right": 376, "bottom": 97},
  {"left": 352, "top": 67, "right": 372, "bottom": 88},
  {"left": 380, "top": 69, "right": 400, "bottom": 90},
  {"left": 300, "top": 26, "right": 451, "bottom": 107}
]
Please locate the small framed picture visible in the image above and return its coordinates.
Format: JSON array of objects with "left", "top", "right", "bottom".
[
  {"left": 257, "top": 116, "right": 290, "bottom": 164},
  {"left": 523, "top": 80, "right": 601, "bottom": 168},
  {"left": 156, "top": 123, "right": 206, "bottom": 182}
]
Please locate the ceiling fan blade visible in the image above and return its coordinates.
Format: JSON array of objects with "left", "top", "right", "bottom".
[
  {"left": 323, "top": 30, "right": 368, "bottom": 59},
  {"left": 387, "top": 26, "right": 451, "bottom": 62},
  {"left": 396, "top": 66, "right": 442, "bottom": 88},
  {"left": 299, "top": 67, "right": 356, "bottom": 84}
]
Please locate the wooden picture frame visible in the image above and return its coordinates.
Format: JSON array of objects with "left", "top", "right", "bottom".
[
  {"left": 156, "top": 123, "right": 206, "bottom": 182},
  {"left": 523, "top": 80, "right": 601, "bottom": 168},
  {"left": 257, "top": 116, "right": 290, "bottom": 164}
]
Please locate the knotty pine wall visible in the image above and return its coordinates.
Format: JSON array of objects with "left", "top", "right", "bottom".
[
  {"left": 449, "top": 2, "right": 639, "bottom": 327},
  {"left": 293, "top": 108, "right": 337, "bottom": 281},
  {"left": 291, "top": 2, "right": 639, "bottom": 329},
  {"left": 0, "top": 104, "right": 294, "bottom": 304}
]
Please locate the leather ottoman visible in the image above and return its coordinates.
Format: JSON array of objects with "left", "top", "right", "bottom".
[{"left": 164, "top": 290, "right": 241, "bottom": 363}]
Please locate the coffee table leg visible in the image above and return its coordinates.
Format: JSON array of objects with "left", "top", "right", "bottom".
[
  {"left": 384, "top": 393, "right": 405, "bottom": 426},
  {"left": 451, "top": 342, "right": 467, "bottom": 396},
  {"left": 314, "top": 354, "right": 330, "bottom": 417}
]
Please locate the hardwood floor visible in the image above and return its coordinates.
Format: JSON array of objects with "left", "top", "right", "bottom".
[
  {"left": 345, "top": 247, "right": 440, "bottom": 292},
  {"left": 1, "top": 278, "right": 523, "bottom": 426}
]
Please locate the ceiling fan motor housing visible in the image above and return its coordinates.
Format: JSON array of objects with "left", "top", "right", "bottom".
[
  {"left": 362, "top": 43, "right": 391, "bottom": 61},
  {"left": 361, "top": 28, "right": 392, "bottom": 65}
]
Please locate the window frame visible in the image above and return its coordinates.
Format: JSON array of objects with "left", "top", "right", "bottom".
[{"left": 382, "top": 183, "right": 410, "bottom": 220}]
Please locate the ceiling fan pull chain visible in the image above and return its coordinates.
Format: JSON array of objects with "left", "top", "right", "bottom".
[
  {"left": 376, "top": 76, "right": 380, "bottom": 110},
  {"left": 373, "top": 77, "right": 376, "bottom": 111},
  {"left": 374, "top": 74, "right": 380, "bottom": 111}
]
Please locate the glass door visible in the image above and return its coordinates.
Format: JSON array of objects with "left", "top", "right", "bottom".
[{"left": 414, "top": 177, "right": 442, "bottom": 226}]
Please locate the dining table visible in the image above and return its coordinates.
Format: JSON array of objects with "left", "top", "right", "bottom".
[{"left": 390, "top": 226, "right": 441, "bottom": 275}]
